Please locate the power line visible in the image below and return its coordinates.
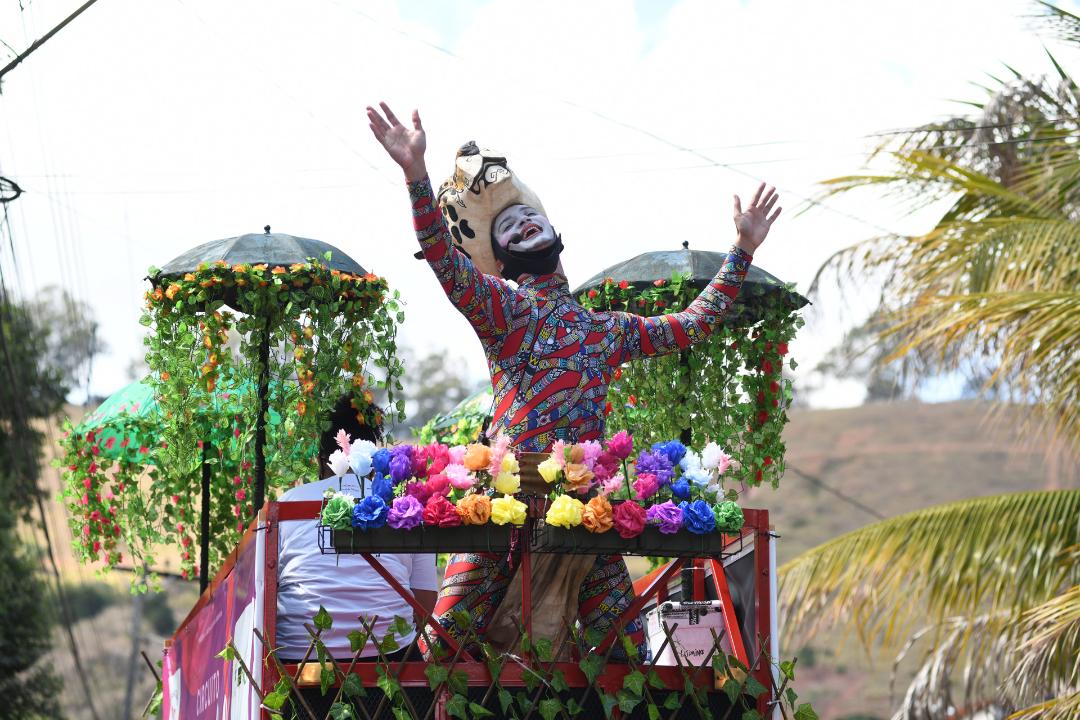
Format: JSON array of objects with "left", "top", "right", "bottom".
[{"left": 786, "top": 464, "right": 886, "bottom": 520}]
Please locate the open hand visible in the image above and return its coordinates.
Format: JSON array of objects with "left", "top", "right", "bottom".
[
  {"left": 733, "top": 183, "right": 781, "bottom": 254},
  {"left": 367, "top": 102, "right": 427, "bottom": 181}
]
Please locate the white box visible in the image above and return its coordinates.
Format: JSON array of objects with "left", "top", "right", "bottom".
[{"left": 644, "top": 600, "right": 732, "bottom": 666}]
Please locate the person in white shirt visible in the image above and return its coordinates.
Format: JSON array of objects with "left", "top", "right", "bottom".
[{"left": 276, "top": 396, "right": 438, "bottom": 661}]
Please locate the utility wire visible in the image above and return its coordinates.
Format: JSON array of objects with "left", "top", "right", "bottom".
[{"left": 785, "top": 464, "right": 886, "bottom": 520}]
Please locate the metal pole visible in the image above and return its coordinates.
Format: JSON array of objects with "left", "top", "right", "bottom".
[
  {"left": 200, "top": 442, "right": 211, "bottom": 594},
  {"left": 679, "top": 350, "right": 693, "bottom": 597},
  {"left": 253, "top": 322, "right": 270, "bottom": 512}
]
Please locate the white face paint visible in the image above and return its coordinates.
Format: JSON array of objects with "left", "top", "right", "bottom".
[{"left": 492, "top": 204, "right": 558, "bottom": 254}]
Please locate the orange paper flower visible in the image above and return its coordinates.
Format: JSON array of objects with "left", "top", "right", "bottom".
[
  {"left": 271, "top": 266, "right": 287, "bottom": 275},
  {"left": 564, "top": 463, "right": 594, "bottom": 493},
  {"left": 456, "top": 494, "right": 491, "bottom": 525},
  {"left": 582, "top": 496, "right": 613, "bottom": 534},
  {"left": 462, "top": 444, "right": 492, "bottom": 472},
  {"left": 165, "top": 284, "right": 181, "bottom": 300}
]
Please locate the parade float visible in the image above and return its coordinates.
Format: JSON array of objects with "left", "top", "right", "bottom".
[{"left": 60, "top": 228, "right": 813, "bottom": 719}]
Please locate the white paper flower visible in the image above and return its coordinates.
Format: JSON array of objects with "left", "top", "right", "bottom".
[
  {"left": 685, "top": 468, "right": 711, "bottom": 487},
  {"left": 701, "top": 442, "right": 732, "bottom": 473},
  {"left": 327, "top": 449, "right": 351, "bottom": 477},
  {"left": 680, "top": 450, "right": 702, "bottom": 472},
  {"left": 349, "top": 441, "right": 375, "bottom": 477}
]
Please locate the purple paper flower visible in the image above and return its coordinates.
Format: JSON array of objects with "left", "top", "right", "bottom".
[
  {"left": 389, "top": 453, "right": 413, "bottom": 484},
  {"left": 635, "top": 450, "right": 675, "bottom": 486},
  {"left": 387, "top": 495, "right": 423, "bottom": 530},
  {"left": 646, "top": 500, "right": 683, "bottom": 534},
  {"left": 351, "top": 495, "right": 388, "bottom": 530},
  {"left": 680, "top": 500, "right": 716, "bottom": 534}
]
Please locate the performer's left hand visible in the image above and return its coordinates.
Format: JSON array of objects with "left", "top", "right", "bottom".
[{"left": 733, "top": 183, "right": 781, "bottom": 254}]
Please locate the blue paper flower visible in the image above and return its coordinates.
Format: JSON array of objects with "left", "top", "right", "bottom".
[
  {"left": 651, "top": 440, "right": 687, "bottom": 466},
  {"left": 372, "top": 448, "right": 392, "bottom": 476},
  {"left": 680, "top": 500, "right": 717, "bottom": 535},
  {"left": 370, "top": 475, "right": 394, "bottom": 502},
  {"left": 351, "top": 495, "right": 388, "bottom": 530},
  {"left": 670, "top": 478, "right": 691, "bottom": 500}
]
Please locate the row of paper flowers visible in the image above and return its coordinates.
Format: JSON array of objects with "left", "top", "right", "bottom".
[{"left": 318, "top": 430, "right": 745, "bottom": 537}]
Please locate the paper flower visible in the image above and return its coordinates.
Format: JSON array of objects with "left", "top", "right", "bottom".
[
  {"left": 423, "top": 495, "right": 461, "bottom": 528},
  {"left": 579, "top": 440, "right": 603, "bottom": 469},
  {"left": 680, "top": 500, "right": 716, "bottom": 534},
  {"left": 326, "top": 449, "right": 351, "bottom": 477},
  {"left": 646, "top": 500, "right": 683, "bottom": 534},
  {"left": 593, "top": 452, "right": 620, "bottom": 481},
  {"left": 463, "top": 444, "right": 492, "bottom": 472},
  {"left": 701, "top": 442, "right": 732, "bottom": 474},
  {"left": 445, "top": 463, "right": 475, "bottom": 490},
  {"left": 387, "top": 495, "right": 423, "bottom": 530},
  {"left": 684, "top": 468, "right": 711, "bottom": 488},
  {"left": 448, "top": 445, "right": 467, "bottom": 464},
  {"left": 564, "top": 463, "right": 594, "bottom": 494},
  {"left": 456, "top": 494, "right": 492, "bottom": 525},
  {"left": 494, "top": 470, "right": 520, "bottom": 495},
  {"left": 389, "top": 453, "right": 413, "bottom": 484},
  {"left": 487, "top": 434, "right": 511, "bottom": 476},
  {"left": 334, "top": 429, "right": 351, "bottom": 454},
  {"left": 652, "top": 440, "right": 687, "bottom": 466},
  {"left": 582, "top": 496, "right": 614, "bottom": 534},
  {"left": 372, "top": 447, "right": 392, "bottom": 476},
  {"left": 545, "top": 495, "right": 585, "bottom": 528},
  {"left": 350, "top": 450, "right": 373, "bottom": 478},
  {"left": 500, "top": 452, "right": 519, "bottom": 475},
  {"left": 606, "top": 430, "right": 634, "bottom": 460},
  {"left": 426, "top": 473, "right": 451, "bottom": 498},
  {"left": 599, "top": 474, "right": 625, "bottom": 497},
  {"left": 404, "top": 480, "right": 433, "bottom": 505},
  {"left": 371, "top": 475, "right": 394, "bottom": 502},
  {"left": 419, "top": 443, "right": 450, "bottom": 477},
  {"left": 351, "top": 495, "right": 388, "bottom": 530},
  {"left": 670, "top": 478, "right": 691, "bottom": 500},
  {"left": 490, "top": 495, "right": 527, "bottom": 526},
  {"left": 568, "top": 444, "right": 586, "bottom": 464},
  {"left": 680, "top": 450, "right": 702, "bottom": 472},
  {"left": 633, "top": 473, "right": 659, "bottom": 500},
  {"left": 612, "top": 501, "right": 646, "bottom": 538},
  {"left": 320, "top": 492, "right": 354, "bottom": 530},
  {"left": 537, "top": 457, "right": 562, "bottom": 484},
  {"left": 714, "top": 501, "right": 744, "bottom": 532},
  {"left": 635, "top": 450, "right": 674, "bottom": 486},
  {"left": 550, "top": 439, "right": 567, "bottom": 468}
]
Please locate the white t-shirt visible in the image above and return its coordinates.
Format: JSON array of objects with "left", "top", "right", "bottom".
[{"left": 275, "top": 475, "right": 438, "bottom": 659}]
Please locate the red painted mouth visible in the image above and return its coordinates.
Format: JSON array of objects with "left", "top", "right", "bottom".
[{"left": 522, "top": 223, "right": 541, "bottom": 240}]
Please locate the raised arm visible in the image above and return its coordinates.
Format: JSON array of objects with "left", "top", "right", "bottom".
[
  {"left": 367, "top": 102, "right": 515, "bottom": 345},
  {"left": 617, "top": 183, "right": 781, "bottom": 360}
]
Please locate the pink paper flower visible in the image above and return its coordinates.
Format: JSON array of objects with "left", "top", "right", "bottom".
[
  {"left": 580, "top": 440, "right": 603, "bottom": 470},
  {"left": 335, "top": 428, "right": 352, "bottom": 454},
  {"left": 445, "top": 463, "right": 475, "bottom": 490},
  {"left": 488, "top": 434, "right": 511, "bottom": 476},
  {"left": 426, "top": 473, "right": 451, "bottom": 497},
  {"left": 550, "top": 440, "right": 567, "bottom": 468},
  {"left": 606, "top": 431, "right": 634, "bottom": 460},
  {"left": 613, "top": 502, "right": 646, "bottom": 538},
  {"left": 633, "top": 473, "right": 659, "bottom": 500},
  {"left": 448, "top": 445, "right": 467, "bottom": 464},
  {"left": 405, "top": 481, "right": 433, "bottom": 505}
]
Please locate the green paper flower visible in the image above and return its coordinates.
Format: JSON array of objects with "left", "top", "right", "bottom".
[
  {"left": 321, "top": 492, "right": 356, "bottom": 530},
  {"left": 714, "top": 500, "right": 744, "bottom": 532}
]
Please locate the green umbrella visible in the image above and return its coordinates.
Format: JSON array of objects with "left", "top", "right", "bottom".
[{"left": 416, "top": 388, "right": 493, "bottom": 446}]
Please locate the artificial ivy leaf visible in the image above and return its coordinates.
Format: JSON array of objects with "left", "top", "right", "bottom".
[
  {"left": 722, "top": 678, "right": 742, "bottom": 703},
  {"left": 580, "top": 653, "right": 605, "bottom": 685},
  {"left": 435, "top": 668, "right": 463, "bottom": 696},
  {"left": 313, "top": 605, "right": 333, "bottom": 631},
  {"left": 320, "top": 666, "right": 335, "bottom": 697},
  {"left": 216, "top": 645, "right": 237, "bottom": 661},
  {"left": 516, "top": 691, "right": 533, "bottom": 714},
  {"left": 522, "top": 668, "right": 542, "bottom": 692},
  {"left": 261, "top": 690, "right": 288, "bottom": 710},
  {"left": 622, "top": 670, "right": 646, "bottom": 695},
  {"left": 566, "top": 697, "right": 584, "bottom": 716},
  {"left": 599, "top": 693, "right": 618, "bottom": 719},
  {"left": 378, "top": 634, "right": 400, "bottom": 654},
  {"left": 621, "top": 635, "right": 640, "bottom": 661},
  {"left": 534, "top": 638, "right": 554, "bottom": 662},
  {"left": 539, "top": 698, "right": 562, "bottom": 720},
  {"left": 376, "top": 668, "right": 400, "bottom": 699},
  {"left": 348, "top": 630, "right": 369, "bottom": 654},
  {"left": 323, "top": 250, "right": 333, "bottom": 261},
  {"left": 663, "top": 694, "right": 681, "bottom": 710},
  {"left": 647, "top": 703, "right": 661, "bottom": 720},
  {"left": 742, "top": 711, "right": 763, "bottom": 720},
  {"left": 450, "top": 610, "right": 473, "bottom": 632},
  {"left": 785, "top": 687, "right": 798, "bottom": 706},
  {"left": 445, "top": 693, "right": 469, "bottom": 720},
  {"left": 498, "top": 690, "right": 514, "bottom": 715},
  {"left": 794, "top": 703, "right": 819, "bottom": 720},
  {"left": 780, "top": 660, "right": 795, "bottom": 681},
  {"left": 647, "top": 670, "right": 665, "bottom": 690},
  {"left": 424, "top": 664, "right": 449, "bottom": 690},
  {"left": 342, "top": 673, "right": 365, "bottom": 699},
  {"left": 392, "top": 708, "right": 411, "bottom": 720},
  {"left": 328, "top": 702, "right": 355, "bottom": 720},
  {"left": 469, "top": 702, "right": 495, "bottom": 718},
  {"left": 744, "top": 675, "right": 768, "bottom": 699},
  {"left": 551, "top": 669, "right": 569, "bottom": 693},
  {"left": 617, "top": 690, "right": 643, "bottom": 714},
  {"left": 728, "top": 654, "right": 749, "bottom": 673},
  {"left": 390, "top": 615, "right": 412, "bottom": 638}
]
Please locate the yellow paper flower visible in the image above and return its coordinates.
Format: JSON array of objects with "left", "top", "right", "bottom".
[
  {"left": 501, "top": 453, "right": 520, "bottom": 474},
  {"left": 537, "top": 457, "right": 562, "bottom": 484},
  {"left": 491, "top": 495, "right": 527, "bottom": 526},
  {"left": 494, "top": 471, "right": 520, "bottom": 495},
  {"left": 545, "top": 495, "right": 585, "bottom": 528}
]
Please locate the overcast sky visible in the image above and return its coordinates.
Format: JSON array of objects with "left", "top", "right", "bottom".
[{"left": 1, "top": 0, "right": 1076, "bottom": 411}]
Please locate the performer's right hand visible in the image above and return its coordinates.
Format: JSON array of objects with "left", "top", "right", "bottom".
[{"left": 367, "top": 102, "right": 427, "bottom": 182}]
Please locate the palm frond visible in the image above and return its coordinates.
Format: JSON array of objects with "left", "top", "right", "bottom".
[
  {"left": 778, "top": 490, "right": 1080, "bottom": 649},
  {"left": 1009, "top": 691, "right": 1080, "bottom": 720},
  {"left": 1033, "top": 2, "right": 1080, "bottom": 46},
  {"left": 1007, "top": 572, "right": 1080, "bottom": 702}
]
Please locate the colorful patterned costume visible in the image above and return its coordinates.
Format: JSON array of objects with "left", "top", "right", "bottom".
[{"left": 408, "top": 176, "right": 752, "bottom": 654}]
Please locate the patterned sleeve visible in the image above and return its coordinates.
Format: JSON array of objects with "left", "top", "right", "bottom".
[
  {"left": 615, "top": 246, "right": 753, "bottom": 361},
  {"left": 408, "top": 176, "right": 515, "bottom": 345}
]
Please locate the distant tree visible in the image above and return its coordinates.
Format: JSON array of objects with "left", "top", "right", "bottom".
[
  {"left": 399, "top": 347, "right": 482, "bottom": 433},
  {"left": 27, "top": 285, "right": 106, "bottom": 397}
]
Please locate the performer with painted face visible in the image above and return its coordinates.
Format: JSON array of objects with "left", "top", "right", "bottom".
[{"left": 367, "top": 102, "right": 781, "bottom": 657}]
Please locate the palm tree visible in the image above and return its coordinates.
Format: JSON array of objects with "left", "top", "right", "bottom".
[
  {"left": 811, "top": 1, "right": 1080, "bottom": 450},
  {"left": 785, "top": 3, "right": 1080, "bottom": 717}
]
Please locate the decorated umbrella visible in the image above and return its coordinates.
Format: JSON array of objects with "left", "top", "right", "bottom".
[
  {"left": 573, "top": 241, "right": 808, "bottom": 328},
  {"left": 416, "top": 388, "right": 494, "bottom": 446},
  {"left": 150, "top": 227, "right": 370, "bottom": 514}
]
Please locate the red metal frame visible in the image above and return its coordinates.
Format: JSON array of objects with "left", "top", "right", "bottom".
[{"left": 174, "top": 501, "right": 776, "bottom": 719}]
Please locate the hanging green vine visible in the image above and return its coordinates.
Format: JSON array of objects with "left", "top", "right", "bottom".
[
  {"left": 580, "top": 272, "right": 803, "bottom": 489},
  {"left": 59, "top": 256, "right": 404, "bottom": 585}
]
